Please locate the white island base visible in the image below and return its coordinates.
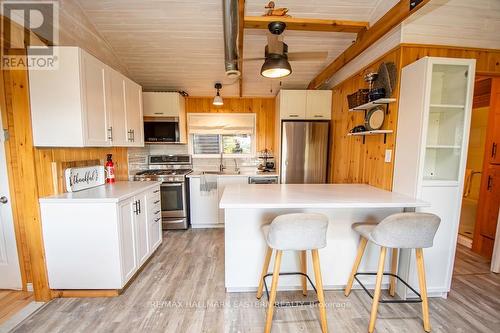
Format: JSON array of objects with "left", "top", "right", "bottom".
[{"left": 220, "top": 184, "right": 432, "bottom": 298}]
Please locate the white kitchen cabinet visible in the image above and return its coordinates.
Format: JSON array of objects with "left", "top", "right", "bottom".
[
  {"left": 393, "top": 57, "right": 475, "bottom": 298},
  {"left": 277, "top": 90, "right": 332, "bottom": 120},
  {"left": 28, "top": 46, "right": 143, "bottom": 147},
  {"left": 125, "top": 78, "right": 144, "bottom": 146},
  {"left": 278, "top": 90, "right": 307, "bottom": 119},
  {"left": 217, "top": 176, "right": 249, "bottom": 224},
  {"left": 106, "top": 69, "right": 128, "bottom": 146},
  {"left": 118, "top": 197, "right": 137, "bottom": 282},
  {"left": 142, "top": 92, "right": 187, "bottom": 143},
  {"left": 81, "top": 51, "right": 109, "bottom": 146},
  {"left": 40, "top": 182, "right": 161, "bottom": 290},
  {"left": 189, "top": 177, "right": 219, "bottom": 227},
  {"left": 306, "top": 90, "right": 332, "bottom": 120}
]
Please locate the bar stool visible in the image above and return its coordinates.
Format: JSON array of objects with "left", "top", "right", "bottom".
[
  {"left": 256, "top": 213, "right": 329, "bottom": 333},
  {"left": 344, "top": 212, "right": 441, "bottom": 333}
]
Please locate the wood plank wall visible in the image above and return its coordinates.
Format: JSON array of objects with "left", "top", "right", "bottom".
[
  {"left": 329, "top": 45, "right": 500, "bottom": 191},
  {"left": 329, "top": 47, "right": 402, "bottom": 190},
  {"left": 185, "top": 97, "right": 276, "bottom": 153}
]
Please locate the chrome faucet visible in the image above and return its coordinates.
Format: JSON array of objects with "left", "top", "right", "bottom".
[
  {"left": 219, "top": 152, "right": 225, "bottom": 172},
  {"left": 233, "top": 158, "right": 239, "bottom": 173}
]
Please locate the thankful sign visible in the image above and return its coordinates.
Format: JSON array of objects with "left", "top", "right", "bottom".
[{"left": 64, "top": 165, "right": 105, "bottom": 192}]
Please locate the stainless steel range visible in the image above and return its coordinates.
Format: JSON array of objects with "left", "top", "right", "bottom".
[{"left": 134, "top": 155, "right": 192, "bottom": 230}]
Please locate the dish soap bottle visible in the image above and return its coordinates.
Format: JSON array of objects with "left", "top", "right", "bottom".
[{"left": 105, "top": 154, "right": 115, "bottom": 184}]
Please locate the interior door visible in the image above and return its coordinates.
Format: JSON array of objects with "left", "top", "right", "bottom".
[
  {"left": 0, "top": 117, "right": 22, "bottom": 289},
  {"left": 478, "top": 165, "right": 500, "bottom": 239},
  {"left": 81, "top": 52, "right": 109, "bottom": 146},
  {"left": 487, "top": 78, "right": 500, "bottom": 164}
]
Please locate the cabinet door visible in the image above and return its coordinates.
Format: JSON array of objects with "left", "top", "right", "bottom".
[
  {"left": 478, "top": 165, "right": 500, "bottom": 239},
  {"left": 135, "top": 194, "right": 149, "bottom": 265},
  {"left": 147, "top": 187, "right": 162, "bottom": 251},
  {"left": 189, "top": 178, "right": 219, "bottom": 226},
  {"left": 306, "top": 90, "right": 332, "bottom": 120},
  {"left": 119, "top": 198, "right": 137, "bottom": 283},
  {"left": 81, "top": 52, "right": 110, "bottom": 146},
  {"left": 125, "top": 79, "right": 144, "bottom": 146},
  {"left": 279, "top": 90, "right": 306, "bottom": 119},
  {"left": 143, "top": 92, "right": 176, "bottom": 117},
  {"left": 107, "top": 69, "right": 128, "bottom": 146},
  {"left": 217, "top": 177, "right": 249, "bottom": 224},
  {"left": 486, "top": 78, "right": 500, "bottom": 165}
]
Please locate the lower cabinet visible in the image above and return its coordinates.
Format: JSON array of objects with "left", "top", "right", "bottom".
[
  {"left": 189, "top": 176, "right": 248, "bottom": 227},
  {"left": 41, "top": 184, "right": 161, "bottom": 290}
]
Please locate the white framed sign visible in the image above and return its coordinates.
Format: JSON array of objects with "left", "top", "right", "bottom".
[{"left": 64, "top": 165, "right": 105, "bottom": 192}]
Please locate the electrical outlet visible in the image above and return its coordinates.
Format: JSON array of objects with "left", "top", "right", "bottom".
[{"left": 384, "top": 149, "right": 392, "bottom": 163}]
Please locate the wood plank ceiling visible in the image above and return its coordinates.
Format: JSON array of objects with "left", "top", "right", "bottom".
[{"left": 77, "top": 0, "right": 395, "bottom": 97}]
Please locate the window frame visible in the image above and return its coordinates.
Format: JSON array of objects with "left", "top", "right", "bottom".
[{"left": 189, "top": 133, "right": 256, "bottom": 158}]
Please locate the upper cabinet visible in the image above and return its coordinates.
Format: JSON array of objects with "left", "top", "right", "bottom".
[
  {"left": 142, "top": 92, "right": 187, "bottom": 143},
  {"left": 28, "top": 46, "right": 144, "bottom": 147},
  {"left": 277, "top": 90, "right": 332, "bottom": 120}
]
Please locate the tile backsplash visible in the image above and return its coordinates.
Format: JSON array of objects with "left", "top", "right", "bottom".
[{"left": 127, "top": 144, "right": 259, "bottom": 178}]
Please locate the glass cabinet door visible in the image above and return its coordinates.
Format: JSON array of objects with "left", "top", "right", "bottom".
[{"left": 423, "top": 63, "right": 470, "bottom": 182}]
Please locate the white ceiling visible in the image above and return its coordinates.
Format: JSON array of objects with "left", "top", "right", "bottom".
[{"left": 77, "top": 0, "right": 395, "bottom": 97}]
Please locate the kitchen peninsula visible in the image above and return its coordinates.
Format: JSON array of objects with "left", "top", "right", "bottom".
[{"left": 220, "top": 184, "right": 429, "bottom": 297}]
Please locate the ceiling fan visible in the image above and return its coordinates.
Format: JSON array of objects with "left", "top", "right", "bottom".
[{"left": 244, "top": 21, "right": 328, "bottom": 78}]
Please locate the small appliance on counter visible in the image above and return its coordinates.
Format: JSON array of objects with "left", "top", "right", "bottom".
[
  {"left": 134, "top": 154, "right": 192, "bottom": 230},
  {"left": 257, "top": 149, "right": 276, "bottom": 172}
]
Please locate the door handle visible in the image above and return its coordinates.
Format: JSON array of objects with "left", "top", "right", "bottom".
[
  {"left": 107, "top": 127, "right": 113, "bottom": 141},
  {"left": 137, "top": 199, "right": 141, "bottom": 214},
  {"left": 487, "top": 175, "right": 493, "bottom": 191},
  {"left": 0, "top": 196, "right": 8, "bottom": 204},
  {"left": 133, "top": 200, "right": 138, "bottom": 215}
]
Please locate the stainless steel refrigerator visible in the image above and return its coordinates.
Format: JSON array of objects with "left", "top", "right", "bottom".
[{"left": 280, "top": 121, "right": 330, "bottom": 184}]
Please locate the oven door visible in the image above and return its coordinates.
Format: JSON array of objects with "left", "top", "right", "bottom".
[{"left": 160, "top": 182, "right": 186, "bottom": 218}]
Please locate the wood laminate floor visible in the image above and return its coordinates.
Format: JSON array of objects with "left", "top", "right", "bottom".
[
  {"left": 0, "top": 291, "right": 33, "bottom": 325},
  {"left": 13, "top": 229, "right": 500, "bottom": 332}
]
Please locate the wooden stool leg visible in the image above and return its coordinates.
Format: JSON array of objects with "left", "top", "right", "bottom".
[
  {"left": 312, "top": 249, "right": 328, "bottom": 333},
  {"left": 389, "top": 248, "right": 398, "bottom": 297},
  {"left": 345, "top": 237, "right": 368, "bottom": 296},
  {"left": 300, "top": 250, "right": 308, "bottom": 296},
  {"left": 368, "top": 247, "right": 387, "bottom": 333},
  {"left": 416, "top": 248, "right": 431, "bottom": 332},
  {"left": 257, "top": 247, "right": 273, "bottom": 299},
  {"left": 264, "top": 250, "right": 282, "bottom": 333}
]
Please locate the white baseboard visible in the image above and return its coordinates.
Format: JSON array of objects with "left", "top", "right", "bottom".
[{"left": 191, "top": 224, "right": 224, "bottom": 229}]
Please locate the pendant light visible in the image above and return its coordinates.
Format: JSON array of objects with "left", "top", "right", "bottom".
[
  {"left": 260, "top": 44, "right": 292, "bottom": 79},
  {"left": 213, "top": 83, "right": 223, "bottom": 106}
]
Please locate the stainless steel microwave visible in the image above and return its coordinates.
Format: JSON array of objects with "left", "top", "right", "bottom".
[{"left": 143, "top": 117, "right": 180, "bottom": 143}]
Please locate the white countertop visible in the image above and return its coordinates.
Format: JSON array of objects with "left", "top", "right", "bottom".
[
  {"left": 187, "top": 170, "right": 278, "bottom": 178},
  {"left": 219, "top": 184, "right": 428, "bottom": 209},
  {"left": 39, "top": 181, "right": 162, "bottom": 203}
]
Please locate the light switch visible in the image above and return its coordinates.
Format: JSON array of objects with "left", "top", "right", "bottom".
[{"left": 384, "top": 149, "right": 392, "bottom": 163}]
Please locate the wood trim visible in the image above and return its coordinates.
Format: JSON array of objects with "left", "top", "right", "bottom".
[
  {"left": 244, "top": 16, "right": 368, "bottom": 33},
  {"left": 308, "top": 0, "right": 431, "bottom": 89},
  {"left": 51, "top": 289, "right": 119, "bottom": 298},
  {"left": 238, "top": 0, "right": 245, "bottom": 97}
]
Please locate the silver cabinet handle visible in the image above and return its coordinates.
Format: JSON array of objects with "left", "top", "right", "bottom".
[
  {"left": 153, "top": 190, "right": 160, "bottom": 194},
  {"left": 107, "top": 127, "right": 113, "bottom": 141},
  {"left": 154, "top": 210, "right": 161, "bottom": 215},
  {"left": 314, "top": 115, "right": 323, "bottom": 118},
  {"left": 289, "top": 114, "right": 299, "bottom": 118},
  {"left": 154, "top": 217, "right": 161, "bottom": 223},
  {"left": 154, "top": 200, "right": 160, "bottom": 204},
  {"left": 0, "top": 196, "right": 8, "bottom": 204},
  {"left": 131, "top": 129, "right": 135, "bottom": 142}
]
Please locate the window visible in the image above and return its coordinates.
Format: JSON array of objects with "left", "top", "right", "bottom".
[
  {"left": 191, "top": 134, "right": 253, "bottom": 156},
  {"left": 188, "top": 113, "right": 256, "bottom": 157}
]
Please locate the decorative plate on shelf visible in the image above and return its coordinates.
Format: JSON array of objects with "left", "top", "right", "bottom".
[{"left": 364, "top": 106, "right": 385, "bottom": 130}]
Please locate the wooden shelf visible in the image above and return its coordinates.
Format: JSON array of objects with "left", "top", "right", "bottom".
[
  {"left": 347, "top": 130, "right": 393, "bottom": 136},
  {"left": 349, "top": 98, "right": 397, "bottom": 111},
  {"left": 426, "top": 145, "right": 461, "bottom": 149},
  {"left": 347, "top": 130, "right": 393, "bottom": 144}
]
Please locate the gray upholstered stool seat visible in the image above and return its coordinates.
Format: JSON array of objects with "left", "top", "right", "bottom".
[
  {"left": 262, "top": 213, "right": 329, "bottom": 250},
  {"left": 257, "top": 213, "right": 329, "bottom": 333},
  {"left": 352, "top": 212, "right": 440, "bottom": 249},
  {"left": 345, "top": 212, "right": 441, "bottom": 333}
]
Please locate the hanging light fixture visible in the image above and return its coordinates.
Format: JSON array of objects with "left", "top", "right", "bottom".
[
  {"left": 260, "top": 44, "right": 292, "bottom": 79},
  {"left": 213, "top": 83, "right": 223, "bottom": 106}
]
